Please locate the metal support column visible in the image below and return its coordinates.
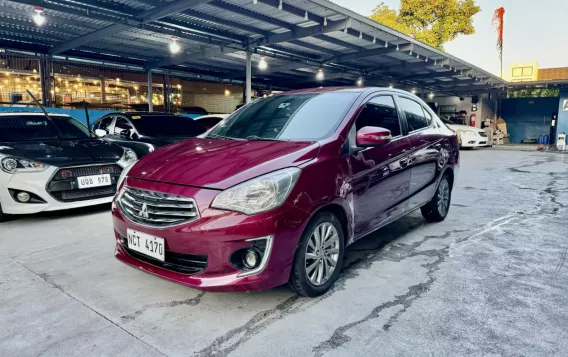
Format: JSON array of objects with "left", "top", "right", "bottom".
[
  {"left": 163, "top": 72, "right": 171, "bottom": 112},
  {"left": 245, "top": 50, "right": 252, "bottom": 104},
  {"left": 39, "top": 55, "right": 53, "bottom": 107},
  {"left": 147, "top": 70, "right": 153, "bottom": 112}
]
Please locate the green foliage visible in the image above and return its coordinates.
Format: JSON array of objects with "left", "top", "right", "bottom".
[
  {"left": 370, "top": 0, "right": 481, "bottom": 49},
  {"left": 506, "top": 88, "right": 560, "bottom": 99}
]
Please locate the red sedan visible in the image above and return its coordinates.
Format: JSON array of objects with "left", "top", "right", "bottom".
[{"left": 112, "top": 87, "right": 459, "bottom": 297}]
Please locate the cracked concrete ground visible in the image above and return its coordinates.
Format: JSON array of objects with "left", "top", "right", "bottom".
[{"left": 1, "top": 150, "right": 568, "bottom": 357}]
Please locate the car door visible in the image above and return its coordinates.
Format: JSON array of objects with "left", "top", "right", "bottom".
[
  {"left": 348, "top": 95, "right": 413, "bottom": 238},
  {"left": 396, "top": 96, "right": 444, "bottom": 210}
]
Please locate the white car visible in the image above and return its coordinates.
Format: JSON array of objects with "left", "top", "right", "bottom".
[
  {"left": 0, "top": 112, "right": 137, "bottom": 221},
  {"left": 441, "top": 118, "right": 489, "bottom": 148}
]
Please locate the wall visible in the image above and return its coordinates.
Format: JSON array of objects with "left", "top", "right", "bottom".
[
  {"left": 557, "top": 88, "right": 568, "bottom": 143},
  {"left": 434, "top": 93, "right": 497, "bottom": 128},
  {"left": 501, "top": 97, "right": 559, "bottom": 143},
  {"left": 504, "top": 61, "right": 539, "bottom": 82}
]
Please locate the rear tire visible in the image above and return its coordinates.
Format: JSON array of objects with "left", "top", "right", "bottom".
[
  {"left": 421, "top": 174, "right": 452, "bottom": 222},
  {"left": 288, "top": 211, "right": 345, "bottom": 297}
]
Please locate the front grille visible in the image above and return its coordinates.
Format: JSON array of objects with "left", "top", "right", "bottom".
[
  {"left": 119, "top": 235, "right": 207, "bottom": 275},
  {"left": 479, "top": 132, "right": 488, "bottom": 137},
  {"left": 47, "top": 164, "right": 122, "bottom": 202},
  {"left": 117, "top": 187, "right": 198, "bottom": 228},
  {"left": 52, "top": 164, "right": 122, "bottom": 181}
]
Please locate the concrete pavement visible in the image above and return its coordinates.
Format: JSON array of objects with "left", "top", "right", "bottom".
[{"left": 1, "top": 150, "right": 567, "bottom": 357}]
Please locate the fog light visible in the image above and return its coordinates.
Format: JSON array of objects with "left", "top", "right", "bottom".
[
  {"left": 243, "top": 249, "right": 260, "bottom": 269},
  {"left": 16, "top": 191, "right": 31, "bottom": 203}
]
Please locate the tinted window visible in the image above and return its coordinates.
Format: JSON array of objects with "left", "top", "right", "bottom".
[
  {"left": 0, "top": 115, "right": 90, "bottom": 142},
  {"left": 197, "top": 117, "right": 223, "bottom": 129},
  {"left": 355, "top": 96, "right": 401, "bottom": 136},
  {"left": 114, "top": 117, "right": 133, "bottom": 135},
  {"left": 398, "top": 97, "right": 430, "bottom": 131},
  {"left": 207, "top": 92, "right": 359, "bottom": 141},
  {"left": 97, "top": 116, "right": 113, "bottom": 134},
  {"left": 131, "top": 115, "right": 207, "bottom": 137}
]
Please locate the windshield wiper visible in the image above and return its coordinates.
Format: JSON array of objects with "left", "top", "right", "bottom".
[
  {"left": 245, "top": 135, "right": 288, "bottom": 142},
  {"left": 206, "top": 134, "right": 243, "bottom": 140}
]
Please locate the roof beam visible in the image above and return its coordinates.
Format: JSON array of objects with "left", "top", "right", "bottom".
[
  {"left": 48, "top": 0, "right": 214, "bottom": 55},
  {"left": 400, "top": 70, "right": 456, "bottom": 81},
  {"left": 325, "top": 43, "right": 413, "bottom": 64},
  {"left": 312, "top": 34, "right": 364, "bottom": 51},
  {"left": 209, "top": 1, "right": 294, "bottom": 30},
  {"left": 151, "top": 18, "right": 351, "bottom": 68}
]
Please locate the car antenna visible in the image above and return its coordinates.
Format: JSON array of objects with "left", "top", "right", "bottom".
[
  {"left": 26, "top": 89, "right": 61, "bottom": 140},
  {"left": 83, "top": 100, "right": 92, "bottom": 138}
]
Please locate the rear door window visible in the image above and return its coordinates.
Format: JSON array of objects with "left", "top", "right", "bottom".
[
  {"left": 96, "top": 116, "right": 114, "bottom": 134},
  {"left": 398, "top": 97, "right": 430, "bottom": 132},
  {"left": 114, "top": 117, "right": 133, "bottom": 135}
]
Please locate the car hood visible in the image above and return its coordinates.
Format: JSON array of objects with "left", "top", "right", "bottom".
[
  {"left": 448, "top": 124, "right": 485, "bottom": 133},
  {"left": 0, "top": 139, "right": 124, "bottom": 167},
  {"left": 128, "top": 137, "right": 320, "bottom": 190}
]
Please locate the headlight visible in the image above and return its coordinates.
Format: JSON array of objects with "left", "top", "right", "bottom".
[
  {"left": 460, "top": 129, "right": 477, "bottom": 135},
  {"left": 211, "top": 167, "right": 301, "bottom": 215},
  {"left": 116, "top": 162, "right": 135, "bottom": 189},
  {"left": 118, "top": 148, "right": 137, "bottom": 167},
  {"left": 0, "top": 155, "right": 49, "bottom": 174}
]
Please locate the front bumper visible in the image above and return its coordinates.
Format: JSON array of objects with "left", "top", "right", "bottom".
[
  {"left": 113, "top": 178, "right": 311, "bottom": 292},
  {"left": 0, "top": 164, "right": 121, "bottom": 215},
  {"left": 460, "top": 132, "right": 488, "bottom": 148}
]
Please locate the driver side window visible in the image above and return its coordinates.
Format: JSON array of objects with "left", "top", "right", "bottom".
[
  {"left": 355, "top": 96, "right": 401, "bottom": 137},
  {"left": 97, "top": 116, "right": 113, "bottom": 134},
  {"left": 114, "top": 117, "right": 133, "bottom": 135}
]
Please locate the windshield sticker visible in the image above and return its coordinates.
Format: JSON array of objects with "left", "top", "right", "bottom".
[
  {"left": 277, "top": 103, "right": 291, "bottom": 109},
  {"left": 131, "top": 116, "right": 142, "bottom": 119},
  {"left": 26, "top": 121, "right": 47, "bottom": 126}
]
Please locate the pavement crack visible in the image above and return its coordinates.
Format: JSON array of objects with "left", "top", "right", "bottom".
[
  {"left": 120, "top": 291, "right": 205, "bottom": 324},
  {"left": 10, "top": 258, "right": 169, "bottom": 357}
]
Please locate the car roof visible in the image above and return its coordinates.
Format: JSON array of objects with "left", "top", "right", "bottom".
[
  {"left": 278, "top": 86, "right": 420, "bottom": 97},
  {"left": 0, "top": 112, "right": 70, "bottom": 118},
  {"left": 195, "top": 114, "right": 229, "bottom": 120},
  {"left": 105, "top": 111, "right": 179, "bottom": 118}
]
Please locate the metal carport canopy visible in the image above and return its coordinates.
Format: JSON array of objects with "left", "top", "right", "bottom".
[{"left": 0, "top": 0, "right": 508, "bottom": 96}]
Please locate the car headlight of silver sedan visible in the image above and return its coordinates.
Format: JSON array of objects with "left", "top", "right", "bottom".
[
  {"left": 117, "top": 148, "right": 138, "bottom": 167},
  {"left": 0, "top": 154, "right": 50, "bottom": 174},
  {"left": 211, "top": 167, "right": 301, "bottom": 215}
]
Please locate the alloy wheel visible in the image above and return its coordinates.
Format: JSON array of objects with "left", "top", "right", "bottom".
[{"left": 305, "top": 222, "right": 340, "bottom": 286}]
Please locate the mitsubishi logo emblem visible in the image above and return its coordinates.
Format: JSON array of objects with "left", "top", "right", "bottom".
[{"left": 138, "top": 203, "right": 149, "bottom": 218}]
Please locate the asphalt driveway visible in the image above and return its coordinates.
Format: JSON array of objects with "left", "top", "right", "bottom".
[{"left": 1, "top": 149, "right": 567, "bottom": 357}]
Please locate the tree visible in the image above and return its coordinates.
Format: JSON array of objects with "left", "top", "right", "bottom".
[{"left": 370, "top": 0, "right": 481, "bottom": 49}]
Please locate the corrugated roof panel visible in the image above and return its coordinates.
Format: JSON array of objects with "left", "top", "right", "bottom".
[{"left": 193, "top": 3, "right": 285, "bottom": 32}]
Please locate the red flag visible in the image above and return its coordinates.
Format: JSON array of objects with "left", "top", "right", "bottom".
[{"left": 492, "top": 7, "right": 505, "bottom": 62}]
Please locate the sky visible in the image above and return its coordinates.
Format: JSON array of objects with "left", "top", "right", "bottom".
[{"left": 331, "top": 0, "right": 568, "bottom": 76}]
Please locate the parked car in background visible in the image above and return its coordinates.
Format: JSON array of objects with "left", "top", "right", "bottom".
[
  {"left": 92, "top": 112, "right": 207, "bottom": 158},
  {"left": 0, "top": 112, "right": 137, "bottom": 221},
  {"left": 193, "top": 114, "right": 229, "bottom": 130},
  {"left": 112, "top": 87, "right": 459, "bottom": 297},
  {"left": 441, "top": 117, "right": 488, "bottom": 148}
]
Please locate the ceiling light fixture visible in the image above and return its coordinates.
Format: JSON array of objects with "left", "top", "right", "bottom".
[
  {"left": 356, "top": 77, "right": 364, "bottom": 86},
  {"left": 304, "top": 10, "right": 308, "bottom": 21},
  {"left": 278, "top": 0, "right": 283, "bottom": 10},
  {"left": 316, "top": 67, "right": 324, "bottom": 81},
  {"left": 258, "top": 56, "right": 268, "bottom": 70},
  {"left": 33, "top": 7, "right": 45, "bottom": 26},
  {"left": 411, "top": 88, "right": 417, "bottom": 94},
  {"left": 169, "top": 36, "right": 181, "bottom": 54},
  {"left": 428, "top": 92, "right": 435, "bottom": 99},
  {"left": 323, "top": 16, "right": 327, "bottom": 26}
]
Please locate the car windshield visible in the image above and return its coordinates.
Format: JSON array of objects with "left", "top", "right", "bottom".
[
  {"left": 132, "top": 115, "right": 207, "bottom": 137},
  {"left": 0, "top": 114, "right": 91, "bottom": 142},
  {"left": 207, "top": 92, "right": 359, "bottom": 141}
]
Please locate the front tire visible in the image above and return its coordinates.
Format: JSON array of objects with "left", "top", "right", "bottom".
[
  {"left": 421, "top": 174, "right": 452, "bottom": 222},
  {"left": 289, "top": 212, "right": 345, "bottom": 297}
]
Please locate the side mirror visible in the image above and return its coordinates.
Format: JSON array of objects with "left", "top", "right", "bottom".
[
  {"left": 356, "top": 126, "right": 392, "bottom": 147},
  {"left": 94, "top": 129, "right": 107, "bottom": 137}
]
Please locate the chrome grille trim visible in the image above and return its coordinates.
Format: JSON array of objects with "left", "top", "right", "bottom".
[{"left": 117, "top": 187, "right": 199, "bottom": 228}]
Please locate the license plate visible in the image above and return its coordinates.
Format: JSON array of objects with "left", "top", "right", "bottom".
[
  {"left": 77, "top": 174, "right": 111, "bottom": 189},
  {"left": 127, "top": 229, "right": 165, "bottom": 262}
]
